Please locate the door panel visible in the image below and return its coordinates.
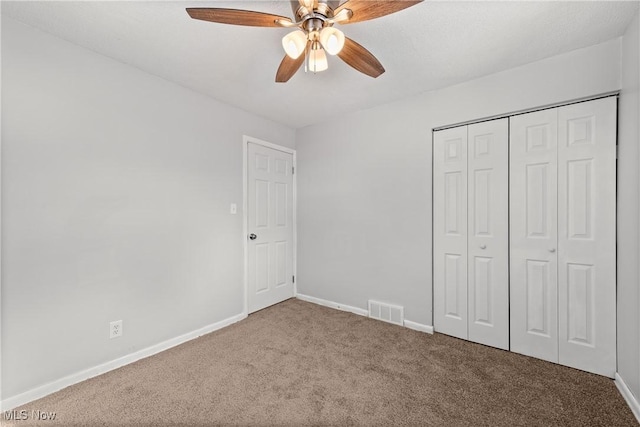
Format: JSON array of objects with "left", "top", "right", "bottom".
[
  {"left": 526, "top": 163, "right": 550, "bottom": 237},
  {"left": 445, "top": 172, "right": 464, "bottom": 234},
  {"left": 444, "top": 254, "right": 464, "bottom": 319},
  {"left": 248, "top": 142, "right": 294, "bottom": 313},
  {"left": 557, "top": 97, "right": 616, "bottom": 377},
  {"left": 255, "top": 243, "right": 270, "bottom": 292},
  {"left": 566, "top": 263, "right": 593, "bottom": 344},
  {"left": 434, "top": 126, "right": 468, "bottom": 339},
  {"left": 525, "top": 259, "right": 551, "bottom": 336},
  {"left": 473, "top": 256, "right": 492, "bottom": 324},
  {"left": 467, "top": 119, "right": 509, "bottom": 350},
  {"left": 510, "top": 109, "right": 559, "bottom": 363}
]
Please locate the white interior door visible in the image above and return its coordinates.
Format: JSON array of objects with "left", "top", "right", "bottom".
[
  {"left": 467, "top": 119, "right": 509, "bottom": 350},
  {"left": 247, "top": 142, "right": 294, "bottom": 313},
  {"left": 434, "top": 126, "right": 468, "bottom": 339},
  {"left": 557, "top": 97, "right": 616, "bottom": 377},
  {"left": 510, "top": 109, "right": 559, "bottom": 363}
]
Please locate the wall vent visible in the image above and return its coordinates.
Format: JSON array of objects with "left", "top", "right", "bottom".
[{"left": 368, "top": 300, "right": 404, "bottom": 326}]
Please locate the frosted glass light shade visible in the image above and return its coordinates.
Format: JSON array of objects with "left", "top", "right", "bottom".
[
  {"left": 308, "top": 46, "right": 328, "bottom": 72},
  {"left": 282, "top": 30, "right": 307, "bottom": 59},
  {"left": 319, "top": 27, "right": 345, "bottom": 55}
]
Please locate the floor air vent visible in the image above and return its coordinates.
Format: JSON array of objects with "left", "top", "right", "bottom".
[{"left": 368, "top": 300, "right": 404, "bottom": 326}]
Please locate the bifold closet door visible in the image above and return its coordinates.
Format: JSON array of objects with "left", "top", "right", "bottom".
[
  {"left": 510, "top": 109, "right": 559, "bottom": 363},
  {"left": 557, "top": 98, "right": 616, "bottom": 377},
  {"left": 510, "top": 97, "right": 616, "bottom": 377},
  {"left": 467, "top": 119, "right": 509, "bottom": 350},
  {"left": 434, "top": 126, "right": 468, "bottom": 340},
  {"left": 434, "top": 119, "right": 509, "bottom": 349}
]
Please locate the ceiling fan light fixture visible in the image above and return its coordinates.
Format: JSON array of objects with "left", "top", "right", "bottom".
[
  {"left": 282, "top": 30, "right": 307, "bottom": 59},
  {"left": 308, "top": 43, "right": 328, "bottom": 73},
  {"left": 319, "top": 27, "right": 345, "bottom": 55},
  {"left": 186, "top": 0, "right": 424, "bottom": 82}
]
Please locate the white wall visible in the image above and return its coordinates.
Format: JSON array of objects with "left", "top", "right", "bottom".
[
  {"left": 1, "top": 17, "right": 295, "bottom": 400},
  {"left": 618, "top": 10, "right": 640, "bottom": 401},
  {"left": 296, "top": 39, "right": 621, "bottom": 326}
]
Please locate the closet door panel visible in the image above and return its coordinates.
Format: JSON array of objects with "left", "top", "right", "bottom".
[
  {"left": 467, "top": 118, "right": 509, "bottom": 350},
  {"left": 557, "top": 97, "right": 616, "bottom": 378},
  {"left": 510, "top": 109, "right": 559, "bottom": 363},
  {"left": 434, "top": 126, "right": 468, "bottom": 339}
]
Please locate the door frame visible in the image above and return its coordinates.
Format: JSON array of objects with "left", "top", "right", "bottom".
[{"left": 242, "top": 135, "right": 297, "bottom": 316}]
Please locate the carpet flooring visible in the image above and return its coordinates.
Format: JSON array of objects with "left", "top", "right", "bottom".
[{"left": 5, "top": 298, "right": 637, "bottom": 426}]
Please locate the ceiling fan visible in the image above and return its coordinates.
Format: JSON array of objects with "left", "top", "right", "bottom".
[{"left": 186, "top": 0, "right": 423, "bottom": 82}]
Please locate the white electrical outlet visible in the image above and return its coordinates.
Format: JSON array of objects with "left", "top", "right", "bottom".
[{"left": 110, "top": 320, "right": 123, "bottom": 339}]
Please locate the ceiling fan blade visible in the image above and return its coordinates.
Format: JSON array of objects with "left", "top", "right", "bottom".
[
  {"left": 335, "top": 0, "right": 423, "bottom": 24},
  {"left": 186, "top": 8, "right": 293, "bottom": 28},
  {"left": 337, "top": 37, "right": 385, "bottom": 78},
  {"left": 276, "top": 43, "right": 308, "bottom": 83}
]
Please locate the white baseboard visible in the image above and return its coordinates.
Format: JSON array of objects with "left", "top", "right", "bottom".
[
  {"left": 404, "top": 319, "right": 434, "bottom": 334},
  {"left": 296, "top": 294, "right": 434, "bottom": 334},
  {"left": 0, "top": 312, "right": 246, "bottom": 411},
  {"left": 615, "top": 372, "right": 640, "bottom": 423},
  {"left": 296, "top": 293, "right": 369, "bottom": 317}
]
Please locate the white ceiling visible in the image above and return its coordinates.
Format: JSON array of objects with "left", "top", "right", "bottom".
[{"left": 3, "top": 1, "right": 638, "bottom": 128}]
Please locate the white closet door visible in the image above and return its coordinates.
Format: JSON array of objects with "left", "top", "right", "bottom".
[
  {"left": 557, "top": 98, "right": 616, "bottom": 377},
  {"left": 434, "top": 126, "right": 468, "bottom": 339},
  {"left": 510, "top": 109, "right": 559, "bottom": 363},
  {"left": 467, "top": 119, "right": 509, "bottom": 350}
]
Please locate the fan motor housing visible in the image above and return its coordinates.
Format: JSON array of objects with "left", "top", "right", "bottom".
[{"left": 291, "top": 1, "right": 341, "bottom": 21}]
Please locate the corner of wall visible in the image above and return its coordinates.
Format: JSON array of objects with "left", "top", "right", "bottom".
[
  {"left": 616, "top": 373, "right": 640, "bottom": 423},
  {"left": 617, "top": 4, "right": 640, "bottom": 410}
]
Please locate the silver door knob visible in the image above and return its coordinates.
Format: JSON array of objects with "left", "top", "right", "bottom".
[
  {"left": 249, "top": 234, "right": 257, "bottom": 240},
  {"left": 480, "top": 244, "right": 487, "bottom": 250},
  {"left": 549, "top": 248, "right": 556, "bottom": 253}
]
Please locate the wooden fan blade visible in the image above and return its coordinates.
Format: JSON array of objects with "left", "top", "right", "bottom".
[
  {"left": 337, "top": 37, "right": 385, "bottom": 78},
  {"left": 335, "top": 0, "right": 423, "bottom": 24},
  {"left": 276, "top": 47, "right": 308, "bottom": 83},
  {"left": 186, "top": 8, "right": 293, "bottom": 28}
]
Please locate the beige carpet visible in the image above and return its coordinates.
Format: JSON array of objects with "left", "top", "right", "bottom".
[{"left": 5, "top": 298, "right": 637, "bottom": 426}]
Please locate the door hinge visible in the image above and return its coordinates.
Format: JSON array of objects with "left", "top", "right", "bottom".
[
  {"left": 292, "top": 166, "right": 295, "bottom": 175},
  {"left": 292, "top": 275, "right": 295, "bottom": 283}
]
